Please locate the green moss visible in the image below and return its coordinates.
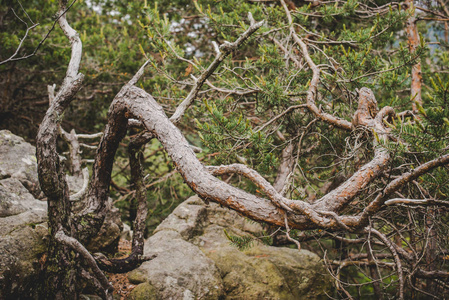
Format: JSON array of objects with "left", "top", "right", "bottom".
[
  {"left": 25, "top": 222, "right": 38, "bottom": 229},
  {"left": 128, "top": 282, "right": 159, "bottom": 300},
  {"left": 128, "top": 270, "right": 147, "bottom": 284}
]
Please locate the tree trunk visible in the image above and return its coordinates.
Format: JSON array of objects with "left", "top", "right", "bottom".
[{"left": 405, "top": 0, "right": 423, "bottom": 110}]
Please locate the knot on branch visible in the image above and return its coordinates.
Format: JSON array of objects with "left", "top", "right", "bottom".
[
  {"left": 219, "top": 41, "right": 236, "bottom": 52},
  {"left": 352, "top": 87, "right": 379, "bottom": 127}
]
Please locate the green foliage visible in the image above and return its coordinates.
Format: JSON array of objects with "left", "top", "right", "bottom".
[
  {"left": 224, "top": 229, "right": 254, "bottom": 251},
  {"left": 224, "top": 228, "right": 273, "bottom": 251}
]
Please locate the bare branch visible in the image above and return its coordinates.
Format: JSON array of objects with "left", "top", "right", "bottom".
[
  {"left": 280, "top": 0, "right": 353, "bottom": 131},
  {"left": 207, "top": 163, "right": 294, "bottom": 212},
  {"left": 347, "top": 153, "right": 449, "bottom": 228},
  {"left": 385, "top": 198, "right": 449, "bottom": 207},
  {"left": 0, "top": 9, "right": 38, "bottom": 65},
  {"left": 110, "top": 85, "right": 329, "bottom": 230},
  {"left": 312, "top": 89, "right": 392, "bottom": 214},
  {"left": 369, "top": 228, "right": 404, "bottom": 300},
  {"left": 205, "top": 79, "right": 260, "bottom": 96},
  {"left": 80, "top": 143, "right": 98, "bottom": 150},
  {"left": 76, "top": 132, "right": 103, "bottom": 139},
  {"left": 37, "top": 1, "right": 84, "bottom": 200},
  {"left": 284, "top": 214, "right": 301, "bottom": 250},
  {"left": 169, "top": 14, "right": 264, "bottom": 124},
  {"left": 70, "top": 167, "right": 89, "bottom": 201},
  {"left": 127, "top": 59, "right": 151, "bottom": 86},
  {"left": 0, "top": 0, "right": 78, "bottom": 65},
  {"left": 255, "top": 104, "right": 306, "bottom": 133},
  {"left": 95, "top": 141, "right": 157, "bottom": 273}
]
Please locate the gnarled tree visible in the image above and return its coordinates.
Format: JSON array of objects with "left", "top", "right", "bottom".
[{"left": 34, "top": 0, "right": 449, "bottom": 299}]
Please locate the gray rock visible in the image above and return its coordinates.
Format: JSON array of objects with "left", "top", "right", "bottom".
[
  {"left": 128, "top": 230, "right": 224, "bottom": 299},
  {"left": 130, "top": 196, "right": 332, "bottom": 299},
  {"left": 0, "top": 130, "right": 39, "bottom": 186},
  {"left": 121, "top": 223, "right": 133, "bottom": 241},
  {"left": 0, "top": 209, "right": 48, "bottom": 299},
  {"left": 66, "top": 173, "right": 84, "bottom": 194},
  {"left": 197, "top": 225, "right": 330, "bottom": 299},
  {"left": 0, "top": 178, "right": 46, "bottom": 217},
  {"left": 0, "top": 130, "right": 43, "bottom": 200},
  {"left": 152, "top": 196, "right": 207, "bottom": 240}
]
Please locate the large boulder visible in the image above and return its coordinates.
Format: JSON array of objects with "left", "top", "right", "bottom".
[
  {"left": 128, "top": 197, "right": 224, "bottom": 299},
  {"left": 0, "top": 178, "right": 48, "bottom": 299},
  {"left": 0, "top": 130, "right": 122, "bottom": 298},
  {"left": 0, "top": 130, "right": 41, "bottom": 198},
  {"left": 129, "top": 196, "right": 332, "bottom": 299}
]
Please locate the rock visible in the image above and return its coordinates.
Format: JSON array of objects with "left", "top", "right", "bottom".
[
  {"left": 121, "top": 223, "right": 133, "bottom": 241},
  {"left": 0, "top": 209, "right": 48, "bottom": 298},
  {"left": 198, "top": 225, "right": 330, "bottom": 299},
  {"left": 130, "top": 196, "right": 332, "bottom": 299},
  {"left": 152, "top": 196, "right": 208, "bottom": 240},
  {"left": 0, "top": 130, "right": 39, "bottom": 186},
  {"left": 66, "top": 173, "right": 84, "bottom": 194},
  {"left": 128, "top": 230, "right": 224, "bottom": 299},
  {"left": 0, "top": 178, "right": 46, "bottom": 217},
  {"left": 0, "top": 131, "right": 50, "bottom": 298},
  {"left": 0, "top": 130, "right": 42, "bottom": 198},
  {"left": 127, "top": 282, "right": 158, "bottom": 300}
]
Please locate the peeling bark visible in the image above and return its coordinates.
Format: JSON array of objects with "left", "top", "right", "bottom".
[{"left": 342, "top": 153, "right": 449, "bottom": 229}]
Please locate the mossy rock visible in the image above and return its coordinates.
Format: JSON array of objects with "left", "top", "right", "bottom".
[{"left": 128, "top": 282, "right": 159, "bottom": 300}]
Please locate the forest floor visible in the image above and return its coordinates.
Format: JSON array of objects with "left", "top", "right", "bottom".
[{"left": 106, "top": 239, "right": 137, "bottom": 299}]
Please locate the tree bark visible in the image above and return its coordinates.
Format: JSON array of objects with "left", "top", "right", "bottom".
[{"left": 405, "top": 0, "right": 423, "bottom": 110}]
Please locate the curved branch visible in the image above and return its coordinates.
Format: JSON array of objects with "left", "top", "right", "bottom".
[
  {"left": 369, "top": 228, "right": 404, "bottom": 300},
  {"left": 312, "top": 89, "right": 392, "bottom": 213},
  {"left": 36, "top": 2, "right": 84, "bottom": 228},
  {"left": 55, "top": 231, "right": 113, "bottom": 299},
  {"left": 385, "top": 198, "right": 449, "bottom": 207},
  {"left": 280, "top": 0, "right": 353, "bottom": 131},
  {"left": 100, "top": 70, "right": 403, "bottom": 232},
  {"left": 70, "top": 167, "right": 89, "bottom": 201},
  {"left": 95, "top": 138, "right": 156, "bottom": 273},
  {"left": 81, "top": 88, "right": 128, "bottom": 218},
  {"left": 207, "top": 163, "right": 296, "bottom": 212},
  {"left": 0, "top": 0, "right": 77, "bottom": 66},
  {"left": 119, "top": 85, "right": 326, "bottom": 230},
  {"left": 342, "top": 153, "right": 449, "bottom": 229}
]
